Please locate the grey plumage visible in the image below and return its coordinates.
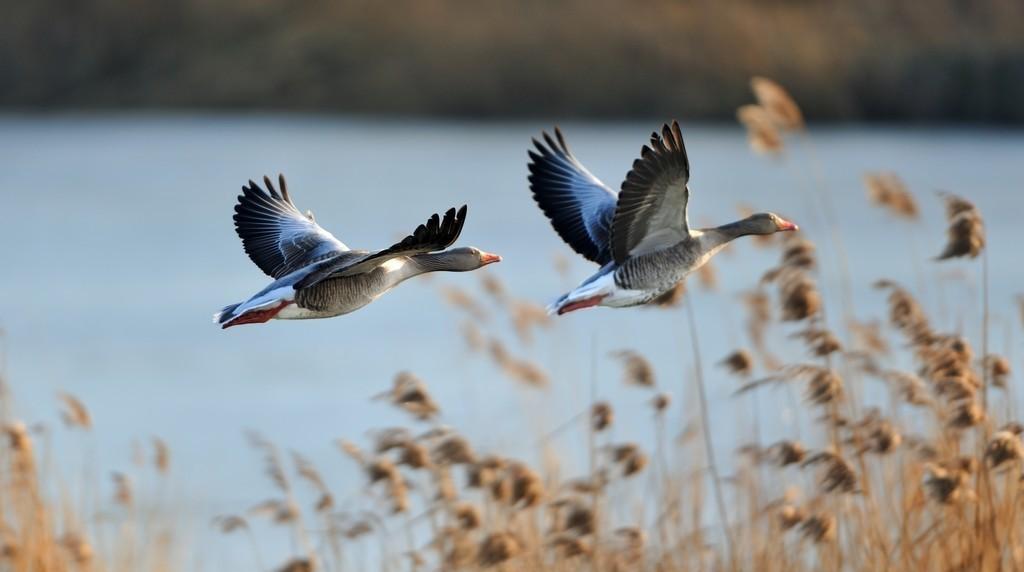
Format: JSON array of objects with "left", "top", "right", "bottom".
[
  {"left": 529, "top": 121, "right": 692, "bottom": 270},
  {"left": 611, "top": 121, "right": 691, "bottom": 264},
  {"left": 528, "top": 122, "right": 797, "bottom": 314},
  {"left": 218, "top": 175, "right": 497, "bottom": 328},
  {"left": 294, "top": 266, "right": 393, "bottom": 314},
  {"left": 614, "top": 239, "right": 701, "bottom": 293},
  {"left": 294, "top": 206, "right": 467, "bottom": 290}
]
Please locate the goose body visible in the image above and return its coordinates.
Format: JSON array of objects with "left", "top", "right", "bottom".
[
  {"left": 216, "top": 175, "right": 500, "bottom": 329},
  {"left": 529, "top": 121, "right": 797, "bottom": 315}
]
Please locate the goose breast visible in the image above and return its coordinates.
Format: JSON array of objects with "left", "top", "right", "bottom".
[
  {"left": 613, "top": 238, "right": 705, "bottom": 292},
  {"left": 290, "top": 267, "right": 394, "bottom": 318}
]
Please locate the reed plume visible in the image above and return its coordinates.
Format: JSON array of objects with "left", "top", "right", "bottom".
[
  {"left": 375, "top": 371, "right": 441, "bottom": 420},
  {"left": 153, "top": 437, "right": 170, "bottom": 474},
  {"left": 750, "top": 77, "right": 805, "bottom": 131},
  {"left": 864, "top": 172, "right": 919, "bottom": 219},
  {"left": 610, "top": 350, "right": 656, "bottom": 388},
  {"left": 478, "top": 532, "right": 521, "bottom": 567},
  {"left": 737, "top": 105, "right": 784, "bottom": 155},
  {"left": 719, "top": 349, "right": 753, "bottom": 377},
  {"left": 985, "top": 429, "right": 1023, "bottom": 468},
  {"left": 651, "top": 392, "right": 671, "bottom": 414},
  {"left": 923, "top": 461, "right": 975, "bottom": 504},
  {"left": 802, "top": 450, "right": 857, "bottom": 494},
  {"left": 799, "top": 514, "right": 836, "bottom": 543},
  {"left": 936, "top": 192, "right": 985, "bottom": 260},
  {"left": 984, "top": 354, "right": 1011, "bottom": 388},
  {"left": 591, "top": 402, "right": 614, "bottom": 432},
  {"left": 58, "top": 393, "right": 91, "bottom": 429}
]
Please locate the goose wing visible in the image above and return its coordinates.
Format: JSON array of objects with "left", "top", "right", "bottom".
[
  {"left": 610, "top": 121, "right": 691, "bottom": 264},
  {"left": 233, "top": 175, "right": 349, "bottom": 279},
  {"left": 294, "top": 206, "right": 467, "bottom": 290},
  {"left": 528, "top": 127, "right": 618, "bottom": 265}
]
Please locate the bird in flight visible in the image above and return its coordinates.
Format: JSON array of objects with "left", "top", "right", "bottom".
[
  {"left": 216, "top": 175, "right": 500, "bottom": 328},
  {"left": 528, "top": 121, "right": 797, "bottom": 315}
]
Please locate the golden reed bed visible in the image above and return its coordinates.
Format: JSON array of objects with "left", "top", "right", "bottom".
[{"left": 0, "top": 80, "right": 1019, "bottom": 572}]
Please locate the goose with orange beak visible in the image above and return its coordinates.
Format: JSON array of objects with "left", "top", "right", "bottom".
[
  {"left": 528, "top": 121, "right": 797, "bottom": 315},
  {"left": 215, "top": 175, "right": 499, "bottom": 328}
]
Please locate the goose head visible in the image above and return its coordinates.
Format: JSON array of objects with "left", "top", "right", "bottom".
[
  {"left": 742, "top": 212, "right": 799, "bottom": 234},
  {"left": 438, "top": 247, "right": 503, "bottom": 271}
]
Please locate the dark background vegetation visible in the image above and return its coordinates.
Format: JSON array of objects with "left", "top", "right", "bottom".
[{"left": 5, "top": 0, "right": 1024, "bottom": 122}]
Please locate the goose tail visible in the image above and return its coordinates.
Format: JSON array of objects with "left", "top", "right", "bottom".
[
  {"left": 214, "top": 285, "right": 296, "bottom": 329},
  {"left": 213, "top": 302, "right": 243, "bottom": 325},
  {"left": 545, "top": 294, "right": 570, "bottom": 316},
  {"left": 547, "top": 272, "right": 616, "bottom": 315}
]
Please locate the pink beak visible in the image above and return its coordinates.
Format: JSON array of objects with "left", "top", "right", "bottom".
[
  {"left": 480, "top": 252, "right": 502, "bottom": 265},
  {"left": 778, "top": 219, "right": 799, "bottom": 232}
]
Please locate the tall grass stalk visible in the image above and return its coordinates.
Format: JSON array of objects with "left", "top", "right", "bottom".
[{"left": 684, "top": 295, "right": 735, "bottom": 563}]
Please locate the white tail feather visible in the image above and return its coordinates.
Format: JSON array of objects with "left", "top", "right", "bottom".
[{"left": 215, "top": 287, "right": 294, "bottom": 326}]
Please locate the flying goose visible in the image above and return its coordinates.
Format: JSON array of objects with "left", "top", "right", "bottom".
[
  {"left": 215, "top": 175, "right": 500, "bottom": 328},
  {"left": 528, "top": 121, "right": 797, "bottom": 315}
]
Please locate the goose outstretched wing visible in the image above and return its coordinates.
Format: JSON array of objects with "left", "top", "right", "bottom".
[
  {"left": 294, "top": 206, "right": 468, "bottom": 290},
  {"left": 528, "top": 128, "right": 618, "bottom": 265},
  {"left": 233, "top": 175, "right": 349, "bottom": 278},
  {"left": 610, "top": 121, "right": 691, "bottom": 264}
]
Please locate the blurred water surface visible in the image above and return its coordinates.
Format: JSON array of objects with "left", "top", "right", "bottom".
[{"left": 0, "top": 115, "right": 1021, "bottom": 567}]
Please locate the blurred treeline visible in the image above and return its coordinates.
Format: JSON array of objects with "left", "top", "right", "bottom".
[{"left": 5, "top": 0, "right": 1024, "bottom": 122}]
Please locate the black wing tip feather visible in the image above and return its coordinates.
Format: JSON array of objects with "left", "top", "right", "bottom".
[
  {"left": 554, "top": 126, "right": 569, "bottom": 151},
  {"left": 233, "top": 173, "right": 301, "bottom": 226},
  {"left": 529, "top": 126, "right": 571, "bottom": 160},
  {"left": 541, "top": 131, "right": 560, "bottom": 155},
  {"left": 234, "top": 179, "right": 280, "bottom": 222},
  {"left": 654, "top": 121, "right": 684, "bottom": 155},
  {"left": 527, "top": 126, "right": 575, "bottom": 182},
  {"left": 254, "top": 174, "right": 293, "bottom": 204},
  {"left": 392, "top": 205, "right": 468, "bottom": 253},
  {"left": 632, "top": 120, "right": 689, "bottom": 179},
  {"left": 663, "top": 121, "right": 688, "bottom": 158},
  {"left": 238, "top": 174, "right": 293, "bottom": 205}
]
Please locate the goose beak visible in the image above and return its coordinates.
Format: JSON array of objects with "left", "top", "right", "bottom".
[
  {"left": 480, "top": 252, "right": 502, "bottom": 265},
  {"left": 777, "top": 219, "right": 799, "bottom": 232}
]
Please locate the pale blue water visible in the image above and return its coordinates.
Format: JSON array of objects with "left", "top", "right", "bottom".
[{"left": 0, "top": 115, "right": 1021, "bottom": 568}]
